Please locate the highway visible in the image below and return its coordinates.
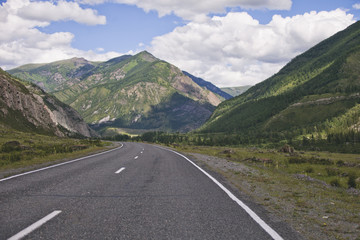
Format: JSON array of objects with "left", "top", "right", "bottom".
[{"left": 0, "top": 142, "right": 300, "bottom": 239}]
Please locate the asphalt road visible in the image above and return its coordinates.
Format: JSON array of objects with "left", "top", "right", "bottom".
[{"left": 0, "top": 142, "right": 300, "bottom": 239}]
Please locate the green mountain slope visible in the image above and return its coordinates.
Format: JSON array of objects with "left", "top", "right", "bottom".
[
  {"left": 220, "top": 86, "right": 252, "bottom": 97},
  {"left": 9, "top": 58, "right": 100, "bottom": 92},
  {"left": 0, "top": 68, "right": 95, "bottom": 137},
  {"left": 9, "top": 51, "right": 222, "bottom": 133},
  {"left": 200, "top": 21, "right": 360, "bottom": 140}
]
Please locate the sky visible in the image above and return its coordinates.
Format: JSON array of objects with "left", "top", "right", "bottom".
[{"left": 0, "top": 0, "right": 359, "bottom": 87}]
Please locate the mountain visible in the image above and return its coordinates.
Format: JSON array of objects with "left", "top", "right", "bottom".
[
  {"left": 182, "top": 71, "right": 232, "bottom": 100},
  {"left": 9, "top": 51, "right": 222, "bottom": 133},
  {"left": 200, "top": 21, "right": 360, "bottom": 140},
  {"left": 0, "top": 68, "right": 95, "bottom": 137},
  {"left": 221, "top": 86, "right": 252, "bottom": 97},
  {"left": 8, "top": 57, "right": 100, "bottom": 93}
]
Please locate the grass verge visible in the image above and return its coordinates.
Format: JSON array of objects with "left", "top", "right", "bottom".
[{"left": 0, "top": 128, "right": 117, "bottom": 179}]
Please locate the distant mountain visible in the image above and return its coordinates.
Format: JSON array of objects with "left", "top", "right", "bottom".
[
  {"left": 9, "top": 51, "right": 222, "bottom": 133},
  {"left": 182, "top": 71, "right": 232, "bottom": 100},
  {"left": 200, "top": 21, "right": 360, "bottom": 140},
  {"left": 9, "top": 57, "right": 99, "bottom": 93},
  {"left": 0, "top": 68, "right": 95, "bottom": 137},
  {"left": 220, "top": 86, "right": 252, "bottom": 97}
]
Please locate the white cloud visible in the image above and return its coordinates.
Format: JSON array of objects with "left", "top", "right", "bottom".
[
  {"left": 78, "top": 0, "right": 292, "bottom": 21},
  {"left": 0, "top": 0, "right": 117, "bottom": 69},
  {"left": 18, "top": 0, "right": 106, "bottom": 25},
  {"left": 149, "top": 9, "right": 355, "bottom": 87},
  {"left": 353, "top": 3, "right": 360, "bottom": 9}
]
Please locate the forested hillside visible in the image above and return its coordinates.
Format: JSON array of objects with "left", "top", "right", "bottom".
[{"left": 196, "top": 21, "right": 360, "bottom": 151}]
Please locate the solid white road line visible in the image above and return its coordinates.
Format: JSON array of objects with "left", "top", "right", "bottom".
[
  {"left": 0, "top": 144, "right": 124, "bottom": 182},
  {"left": 8, "top": 210, "right": 62, "bottom": 240},
  {"left": 158, "top": 146, "right": 284, "bottom": 240},
  {"left": 115, "top": 167, "right": 125, "bottom": 174}
]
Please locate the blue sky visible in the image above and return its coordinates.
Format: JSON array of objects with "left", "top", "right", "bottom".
[
  {"left": 40, "top": 3, "right": 182, "bottom": 53},
  {"left": 0, "top": 0, "right": 359, "bottom": 86},
  {"left": 40, "top": 0, "right": 360, "bottom": 54}
]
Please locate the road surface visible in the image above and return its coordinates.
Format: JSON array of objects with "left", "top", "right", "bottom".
[{"left": 0, "top": 142, "right": 300, "bottom": 239}]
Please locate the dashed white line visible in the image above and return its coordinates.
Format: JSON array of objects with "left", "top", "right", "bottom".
[
  {"left": 115, "top": 167, "right": 125, "bottom": 174},
  {"left": 134, "top": 156, "right": 139, "bottom": 159},
  {"left": 8, "top": 210, "right": 62, "bottom": 240}
]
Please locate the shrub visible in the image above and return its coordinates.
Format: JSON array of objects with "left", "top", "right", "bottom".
[
  {"left": 1, "top": 141, "right": 21, "bottom": 152},
  {"left": 330, "top": 179, "right": 341, "bottom": 187},
  {"left": 336, "top": 160, "right": 345, "bottom": 167},
  {"left": 305, "top": 166, "right": 314, "bottom": 173},
  {"left": 326, "top": 167, "right": 340, "bottom": 176},
  {"left": 9, "top": 152, "right": 22, "bottom": 162},
  {"left": 309, "top": 157, "right": 333, "bottom": 165},
  {"left": 289, "top": 157, "right": 307, "bottom": 164},
  {"left": 348, "top": 172, "right": 357, "bottom": 189}
]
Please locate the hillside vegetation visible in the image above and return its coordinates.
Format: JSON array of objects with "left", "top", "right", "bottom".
[{"left": 199, "top": 21, "right": 360, "bottom": 150}]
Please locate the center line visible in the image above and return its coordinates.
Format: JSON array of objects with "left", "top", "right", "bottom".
[
  {"left": 8, "top": 210, "right": 62, "bottom": 240},
  {"left": 134, "top": 156, "right": 139, "bottom": 159},
  {"left": 115, "top": 167, "right": 125, "bottom": 174}
]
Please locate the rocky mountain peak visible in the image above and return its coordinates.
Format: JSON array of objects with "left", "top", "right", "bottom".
[
  {"left": 70, "top": 57, "right": 89, "bottom": 66},
  {"left": 136, "top": 51, "right": 158, "bottom": 62}
]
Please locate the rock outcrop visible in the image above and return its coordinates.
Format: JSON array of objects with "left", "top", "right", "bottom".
[{"left": 0, "top": 68, "right": 95, "bottom": 137}]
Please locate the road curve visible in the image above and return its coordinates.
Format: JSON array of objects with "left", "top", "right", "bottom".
[{"left": 0, "top": 142, "right": 300, "bottom": 239}]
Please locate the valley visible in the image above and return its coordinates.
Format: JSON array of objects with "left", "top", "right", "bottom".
[{"left": 1, "top": 17, "right": 360, "bottom": 240}]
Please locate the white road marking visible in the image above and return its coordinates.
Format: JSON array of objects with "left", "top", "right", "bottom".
[
  {"left": 140, "top": 151, "right": 143, "bottom": 154},
  {"left": 158, "top": 146, "right": 284, "bottom": 240},
  {"left": 0, "top": 144, "right": 124, "bottom": 182},
  {"left": 115, "top": 167, "right": 125, "bottom": 174},
  {"left": 8, "top": 210, "right": 62, "bottom": 240},
  {"left": 134, "top": 156, "right": 139, "bottom": 159}
]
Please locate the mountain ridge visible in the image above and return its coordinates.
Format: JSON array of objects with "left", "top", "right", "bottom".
[
  {"left": 220, "top": 86, "right": 252, "bottom": 97},
  {"left": 182, "top": 71, "right": 232, "bottom": 100},
  {"left": 9, "top": 51, "right": 223, "bottom": 133}
]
